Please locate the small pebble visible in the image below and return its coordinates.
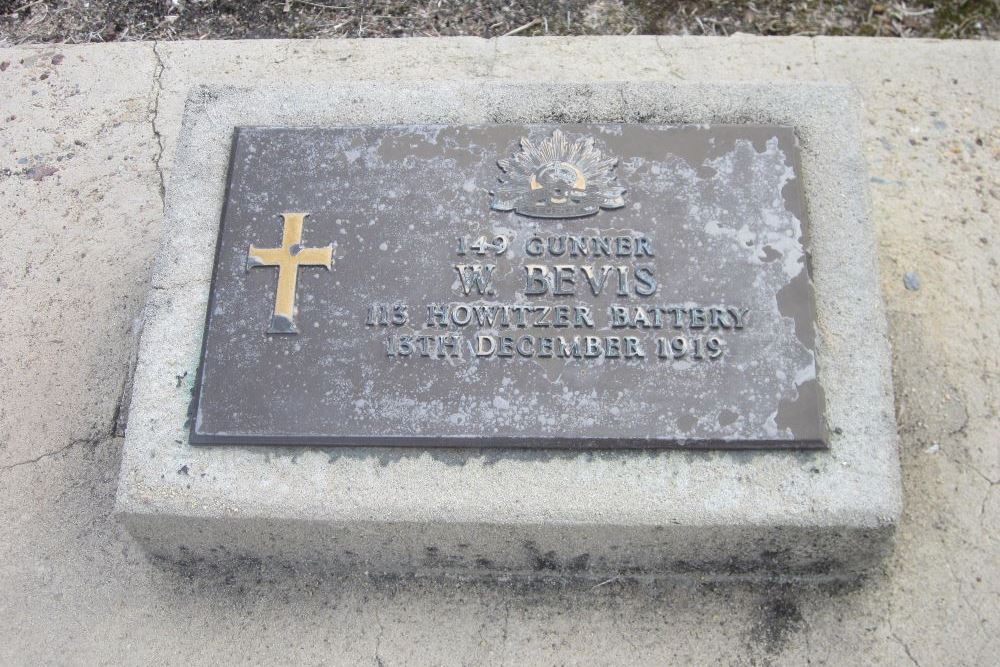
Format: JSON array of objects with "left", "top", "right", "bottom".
[{"left": 903, "top": 272, "right": 921, "bottom": 291}]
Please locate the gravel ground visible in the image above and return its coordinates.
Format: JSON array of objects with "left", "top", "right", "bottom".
[{"left": 0, "top": 0, "right": 997, "bottom": 44}]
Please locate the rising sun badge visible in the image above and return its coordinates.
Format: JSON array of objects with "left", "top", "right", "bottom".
[{"left": 490, "top": 129, "right": 626, "bottom": 219}]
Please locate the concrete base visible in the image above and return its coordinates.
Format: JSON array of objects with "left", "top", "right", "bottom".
[{"left": 115, "top": 81, "right": 901, "bottom": 578}]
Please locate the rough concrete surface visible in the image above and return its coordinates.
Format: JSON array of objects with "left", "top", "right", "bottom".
[{"left": 0, "top": 36, "right": 996, "bottom": 665}]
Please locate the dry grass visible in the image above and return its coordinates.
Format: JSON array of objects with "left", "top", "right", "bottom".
[{"left": 0, "top": 0, "right": 996, "bottom": 45}]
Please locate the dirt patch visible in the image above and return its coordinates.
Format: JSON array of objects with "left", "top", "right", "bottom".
[{"left": 0, "top": 0, "right": 996, "bottom": 44}]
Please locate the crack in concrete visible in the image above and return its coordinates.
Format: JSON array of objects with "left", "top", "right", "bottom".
[
  {"left": 895, "top": 632, "right": 921, "bottom": 667},
  {"left": 499, "top": 599, "right": 511, "bottom": 666},
  {"left": 373, "top": 605, "right": 385, "bottom": 667},
  {"left": 654, "top": 36, "right": 686, "bottom": 80},
  {"left": 982, "top": 486, "right": 998, "bottom": 535},
  {"left": 970, "top": 465, "right": 1000, "bottom": 486},
  {"left": 947, "top": 453, "right": 1000, "bottom": 487},
  {"left": 488, "top": 37, "right": 499, "bottom": 78},
  {"left": 943, "top": 559, "right": 991, "bottom": 633},
  {"left": 888, "top": 617, "right": 921, "bottom": 667},
  {"left": 111, "top": 321, "right": 144, "bottom": 438},
  {"left": 0, "top": 435, "right": 101, "bottom": 474},
  {"left": 149, "top": 41, "right": 166, "bottom": 207}
]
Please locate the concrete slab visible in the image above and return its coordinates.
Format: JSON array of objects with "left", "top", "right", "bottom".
[
  {"left": 0, "top": 35, "right": 996, "bottom": 666},
  {"left": 115, "top": 80, "right": 899, "bottom": 577}
]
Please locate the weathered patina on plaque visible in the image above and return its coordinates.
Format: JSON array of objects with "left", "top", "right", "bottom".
[{"left": 191, "top": 125, "right": 826, "bottom": 449}]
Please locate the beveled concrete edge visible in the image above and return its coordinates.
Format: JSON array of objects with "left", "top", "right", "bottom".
[{"left": 115, "top": 81, "right": 901, "bottom": 570}]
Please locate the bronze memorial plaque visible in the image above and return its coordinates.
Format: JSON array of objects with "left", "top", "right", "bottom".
[{"left": 191, "top": 125, "right": 826, "bottom": 449}]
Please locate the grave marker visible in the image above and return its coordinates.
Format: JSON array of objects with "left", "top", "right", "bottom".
[
  {"left": 117, "top": 83, "right": 900, "bottom": 577},
  {"left": 192, "top": 125, "right": 826, "bottom": 449}
]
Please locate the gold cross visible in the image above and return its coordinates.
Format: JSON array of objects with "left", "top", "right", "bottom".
[{"left": 247, "top": 212, "right": 333, "bottom": 334}]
